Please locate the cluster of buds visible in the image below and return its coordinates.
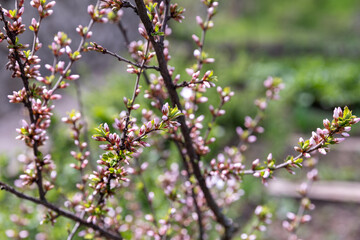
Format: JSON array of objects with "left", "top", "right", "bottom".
[
  {"left": 208, "top": 86, "right": 234, "bottom": 117},
  {"left": 16, "top": 118, "right": 48, "bottom": 147},
  {"left": 282, "top": 204, "right": 312, "bottom": 234},
  {"left": 61, "top": 111, "right": 90, "bottom": 186},
  {"left": 240, "top": 206, "right": 272, "bottom": 240},
  {"left": 252, "top": 153, "right": 275, "bottom": 185},
  {"left": 208, "top": 148, "right": 245, "bottom": 181},
  {"left": 170, "top": 3, "right": 185, "bottom": 23},
  {"left": 2, "top": 1, "right": 26, "bottom": 33},
  {"left": 48, "top": 32, "right": 71, "bottom": 57},
  {"left": 294, "top": 106, "right": 359, "bottom": 158},
  {"left": 30, "top": 0, "right": 55, "bottom": 18},
  {"left": 263, "top": 76, "right": 285, "bottom": 100},
  {"left": 91, "top": 104, "right": 182, "bottom": 203},
  {"left": 128, "top": 40, "right": 147, "bottom": 63},
  {"left": 87, "top": 4, "right": 108, "bottom": 23},
  {"left": 196, "top": 1, "right": 218, "bottom": 31},
  {"left": 18, "top": 154, "right": 56, "bottom": 191},
  {"left": 99, "top": 0, "right": 125, "bottom": 23},
  {"left": 76, "top": 25, "right": 93, "bottom": 39}
]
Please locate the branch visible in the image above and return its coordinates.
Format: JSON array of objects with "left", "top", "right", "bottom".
[
  {"left": 50, "top": 0, "right": 101, "bottom": 93},
  {"left": 0, "top": 6, "right": 46, "bottom": 201},
  {"left": 134, "top": 158, "right": 158, "bottom": 227},
  {"left": 122, "top": 1, "right": 138, "bottom": 15},
  {"left": 0, "top": 181, "right": 122, "bottom": 240},
  {"left": 133, "top": 0, "right": 235, "bottom": 238},
  {"left": 117, "top": 21, "right": 131, "bottom": 46},
  {"left": 241, "top": 140, "right": 328, "bottom": 176},
  {"left": 120, "top": 40, "right": 151, "bottom": 150},
  {"left": 91, "top": 44, "right": 160, "bottom": 71},
  {"left": 174, "top": 140, "right": 205, "bottom": 240}
]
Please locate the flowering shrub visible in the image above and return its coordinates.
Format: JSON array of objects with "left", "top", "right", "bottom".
[{"left": 0, "top": 0, "right": 359, "bottom": 239}]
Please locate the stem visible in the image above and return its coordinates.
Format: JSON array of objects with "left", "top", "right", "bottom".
[
  {"left": 50, "top": 0, "right": 102, "bottom": 93},
  {"left": 135, "top": 158, "right": 158, "bottom": 227},
  {"left": 159, "top": 0, "right": 170, "bottom": 44},
  {"left": 31, "top": 17, "right": 42, "bottom": 55},
  {"left": 0, "top": 181, "right": 122, "bottom": 240},
  {"left": 67, "top": 211, "right": 85, "bottom": 240},
  {"left": 74, "top": 79, "right": 96, "bottom": 170},
  {"left": 134, "top": 0, "right": 235, "bottom": 237},
  {"left": 174, "top": 140, "right": 205, "bottom": 240},
  {"left": 120, "top": 40, "right": 150, "bottom": 149},
  {"left": 117, "top": 21, "right": 130, "bottom": 46},
  {"left": 0, "top": 6, "right": 46, "bottom": 201},
  {"left": 203, "top": 98, "right": 225, "bottom": 141},
  {"left": 94, "top": 45, "right": 159, "bottom": 71}
]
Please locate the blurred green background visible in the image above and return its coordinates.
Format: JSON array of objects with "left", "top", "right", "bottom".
[{"left": 1, "top": 0, "right": 360, "bottom": 239}]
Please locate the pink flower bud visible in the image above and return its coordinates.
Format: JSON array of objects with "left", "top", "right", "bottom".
[
  {"left": 286, "top": 212, "right": 296, "bottom": 220},
  {"left": 333, "top": 107, "right": 341, "bottom": 119},
  {"left": 162, "top": 103, "right": 169, "bottom": 115},
  {"left": 193, "top": 49, "right": 201, "bottom": 58},
  {"left": 248, "top": 135, "right": 257, "bottom": 143},
  {"left": 263, "top": 169, "right": 270, "bottom": 178},
  {"left": 192, "top": 34, "right": 200, "bottom": 44},
  {"left": 196, "top": 16, "right": 203, "bottom": 26},
  {"left": 68, "top": 74, "right": 80, "bottom": 81},
  {"left": 344, "top": 126, "right": 351, "bottom": 132},
  {"left": 352, "top": 118, "right": 360, "bottom": 124},
  {"left": 341, "top": 132, "right": 350, "bottom": 137},
  {"left": 254, "top": 206, "right": 263, "bottom": 215},
  {"left": 46, "top": 1, "right": 56, "bottom": 9},
  {"left": 132, "top": 104, "right": 140, "bottom": 110},
  {"left": 263, "top": 76, "right": 273, "bottom": 88},
  {"left": 301, "top": 215, "right": 312, "bottom": 223},
  {"left": 334, "top": 138, "right": 345, "bottom": 143},
  {"left": 103, "top": 123, "right": 110, "bottom": 132},
  {"left": 318, "top": 148, "right": 327, "bottom": 155},
  {"left": 323, "top": 118, "right": 331, "bottom": 128}
]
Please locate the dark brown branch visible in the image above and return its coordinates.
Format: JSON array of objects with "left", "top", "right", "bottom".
[
  {"left": 0, "top": 5, "right": 46, "bottom": 201},
  {"left": 117, "top": 21, "right": 131, "bottom": 47},
  {"left": 159, "top": 0, "right": 170, "bottom": 44},
  {"left": 122, "top": 1, "right": 138, "bottom": 15},
  {"left": 0, "top": 181, "right": 122, "bottom": 240},
  {"left": 174, "top": 141, "right": 204, "bottom": 240},
  {"left": 133, "top": 0, "right": 235, "bottom": 238}
]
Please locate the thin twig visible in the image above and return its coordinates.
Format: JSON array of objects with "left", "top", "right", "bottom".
[
  {"left": 50, "top": 0, "right": 102, "bottom": 93},
  {"left": 0, "top": 181, "right": 122, "bottom": 240},
  {"left": 117, "top": 21, "right": 131, "bottom": 46},
  {"left": 135, "top": 158, "right": 158, "bottom": 227},
  {"left": 74, "top": 79, "right": 96, "bottom": 170},
  {"left": 95, "top": 46, "right": 160, "bottom": 71},
  {"left": 159, "top": 0, "right": 170, "bottom": 44},
  {"left": 120, "top": 41, "right": 151, "bottom": 149},
  {"left": 67, "top": 211, "right": 86, "bottom": 240}
]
